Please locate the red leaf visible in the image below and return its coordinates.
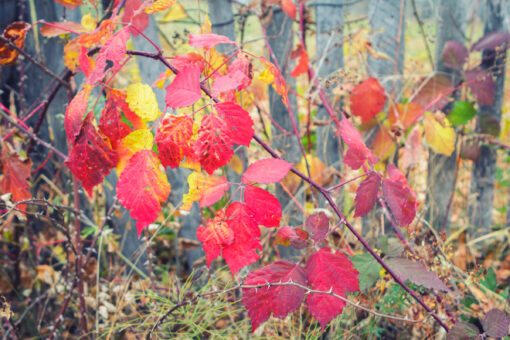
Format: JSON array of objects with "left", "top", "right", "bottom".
[
  {"left": 465, "top": 67, "right": 495, "bottom": 106},
  {"left": 214, "top": 102, "right": 254, "bottom": 146},
  {"left": 78, "top": 46, "right": 93, "bottom": 77},
  {"left": 244, "top": 185, "right": 281, "bottom": 228},
  {"left": 66, "top": 114, "right": 118, "bottom": 196},
  {"left": 280, "top": 0, "right": 297, "bottom": 20},
  {"left": 354, "top": 172, "right": 381, "bottom": 217},
  {"left": 189, "top": 33, "right": 236, "bottom": 49},
  {"left": 305, "top": 212, "right": 329, "bottom": 243},
  {"left": 194, "top": 113, "right": 233, "bottom": 174},
  {"left": 339, "top": 118, "right": 373, "bottom": 170},
  {"left": 274, "top": 226, "right": 299, "bottom": 247},
  {"left": 0, "top": 142, "right": 32, "bottom": 210},
  {"left": 290, "top": 47, "right": 309, "bottom": 77},
  {"left": 155, "top": 115, "right": 194, "bottom": 168},
  {"left": 242, "top": 158, "right": 293, "bottom": 184},
  {"left": 170, "top": 53, "right": 205, "bottom": 72},
  {"left": 165, "top": 64, "right": 202, "bottom": 109},
  {"left": 442, "top": 40, "right": 468, "bottom": 69},
  {"left": 382, "top": 164, "right": 417, "bottom": 226},
  {"left": 65, "top": 87, "right": 90, "bottom": 145},
  {"left": 99, "top": 89, "right": 132, "bottom": 148},
  {"left": 196, "top": 211, "right": 233, "bottom": 267},
  {"left": 386, "top": 257, "right": 450, "bottom": 291},
  {"left": 349, "top": 78, "right": 386, "bottom": 123},
  {"left": 223, "top": 202, "right": 262, "bottom": 274},
  {"left": 305, "top": 248, "right": 359, "bottom": 329},
  {"left": 86, "top": 27, "right": 129, "bottom": 85},
  {"left": 116, "top": 150, "right": 171, "bottom": 236},
  {"left": 243, "top": 261, "right": 306, "bottom": 331}
]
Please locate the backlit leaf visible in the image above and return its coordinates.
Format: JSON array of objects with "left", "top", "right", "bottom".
[
  {"left": 99, "top": 89, "right": 132, "bottom": 148},
  {"left": 40, "top": 21, "right": 86, "bottom": 37},
  {"left": 281, "top": 0, "right": 297, "bottom": 20},
  {"left": 161, "top": 3, "right": 188, "bottom": 21},
  {"left": 145, "top": 0, "right": 175, "bottom": 13},
  {"left": 382, "top": 164, "right": 417, "bottom": 226},
  {"left": 244, "top": 185, "right": 281, "bottom": 228},
  {"left": 243, "top": 261, "right": 306, "bottom": 331},
  {"left": 354, "top": 172, "right": 381, "bottom": 218},
  {"left": 242, "top": 158, "right": 293, "bottom": 184},
  {"left": 196, "top": 211, "right": 233, "bottom": 266},
  {"left": 66, "top": 114, "right": 118, "bottom": 196},
  {"left": 156, "top": 114, "right": 194, "bottom": 169},
  {"left": 388, "top": 102, "right": 424, "bottom": 129},
  {"left": 86, "top": 27, "right": 129, "bottom": 86},
  {"left": 126, "top": 83, "right": 161, "bottom": 121},
  {"left": 65, "top": 86, "right": 91, "bottom": 145},
  {"left": 0, "top": 142, "right": 32, "bottom": 210},
  {"left": 194, "top": 113, "right": 233, "bottom": 174},
  {"left": 290, "top": 46, "right": 309, "bottom": 77},
  {"left": 116, "top": 150, "right": 171, "bottom": 236},
  {"left": 54, "top": 0, "right": 83, "bottom": 9},
  {"left": 349, "top": 78, "right": 386, "bottom": 123},
  {"left": 305, "top": 248, "right": 359, "bottom": 329},
  {"left": 424, "top": 113, "right": 455, "bottom": 156},
  {"left": 165, "top": 64, "right": 202, "bottom": 109}
]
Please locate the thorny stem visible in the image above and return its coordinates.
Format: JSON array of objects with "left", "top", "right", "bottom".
[{"left": 129, "top": 48, "right": 451, "bottom": 332}]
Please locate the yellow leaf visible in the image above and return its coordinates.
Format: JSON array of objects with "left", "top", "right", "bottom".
[
  {"left": 161, "top": 3, "right": 187, "bottom": 22},
  {"left": 80, "top": 13, "right": 97, "bottom": 32},
  {"left": 116, "top": 129, "right": 154, "bottom": 174},
  {"left": 146, "top": 0, "right": 176, "bottom": 14},
  {"left": 201, "top": 15, "right": 211, "bottom": 34},
  {"left": 424, "top": 112, "right": 455, "bottom": 156},
  {"left": 258, "top": 69, "right": 274, "bottom": 85},
  {"left": 126, "top": 83, "right": 161, "bottom": 122},
  {"left": 63, "top": 38, "right": 80, "bottom": 72}
]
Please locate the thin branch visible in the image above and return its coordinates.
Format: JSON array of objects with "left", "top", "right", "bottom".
[
  {"left": 0, "top": 36, "right": 71, "bottom": 91},
  {"left": 0, "top": 109, "right": 67, "bottom": 160}
]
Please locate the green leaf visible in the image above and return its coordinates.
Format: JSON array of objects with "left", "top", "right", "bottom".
[
  {"left": 350, "top": 253, "right": 382, "bottom": 290},
  {"left": 481, "top": 268, "right": 497, "bottom": 292},
  {"left": 447, "top": 101, "right": 476, "bottom": 125}
]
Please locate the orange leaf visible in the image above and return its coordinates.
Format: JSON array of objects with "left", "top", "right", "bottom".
[
  {"left": 0, "top": 22, "right": 29, "bottom": 65},
  {"left": 0, "top": 142, "right": 32, "bottom": 211},
  {"left": 54, "top": 0, "right": 84, "bottom": 10}
]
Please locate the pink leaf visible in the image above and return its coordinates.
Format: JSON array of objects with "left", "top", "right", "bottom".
[
  {"left": 305, "top": 248, "right": 359, "bottom": 329},
  {"left": 243, "top": 261, "right": 306, "bottom": 331},
  {"left": 472, "top": 31, "right": 510, "bottom": 51},
  {"left": 189, "top": 33, "right": 236, "bottom": 49},
  {"left": 165, "top": 64, "right": 202, "bottom": 109},
  {"left": 215, "top": 102, "right": 254, "bottom": 146},
  {"left": 212, "top": 70, "right": 249, "bottom": 93},
  {"left": 242, "top": 158, "right": 293, "bottom": 184},
  {"left": 244, "top": 185, "right": 281, "bottom": 228},
  {"left": 354, "top": 172, "right": 381, "bottom": 218},
  {"left": 196, "top": 211, "right": 233, "bottom": 266}
]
